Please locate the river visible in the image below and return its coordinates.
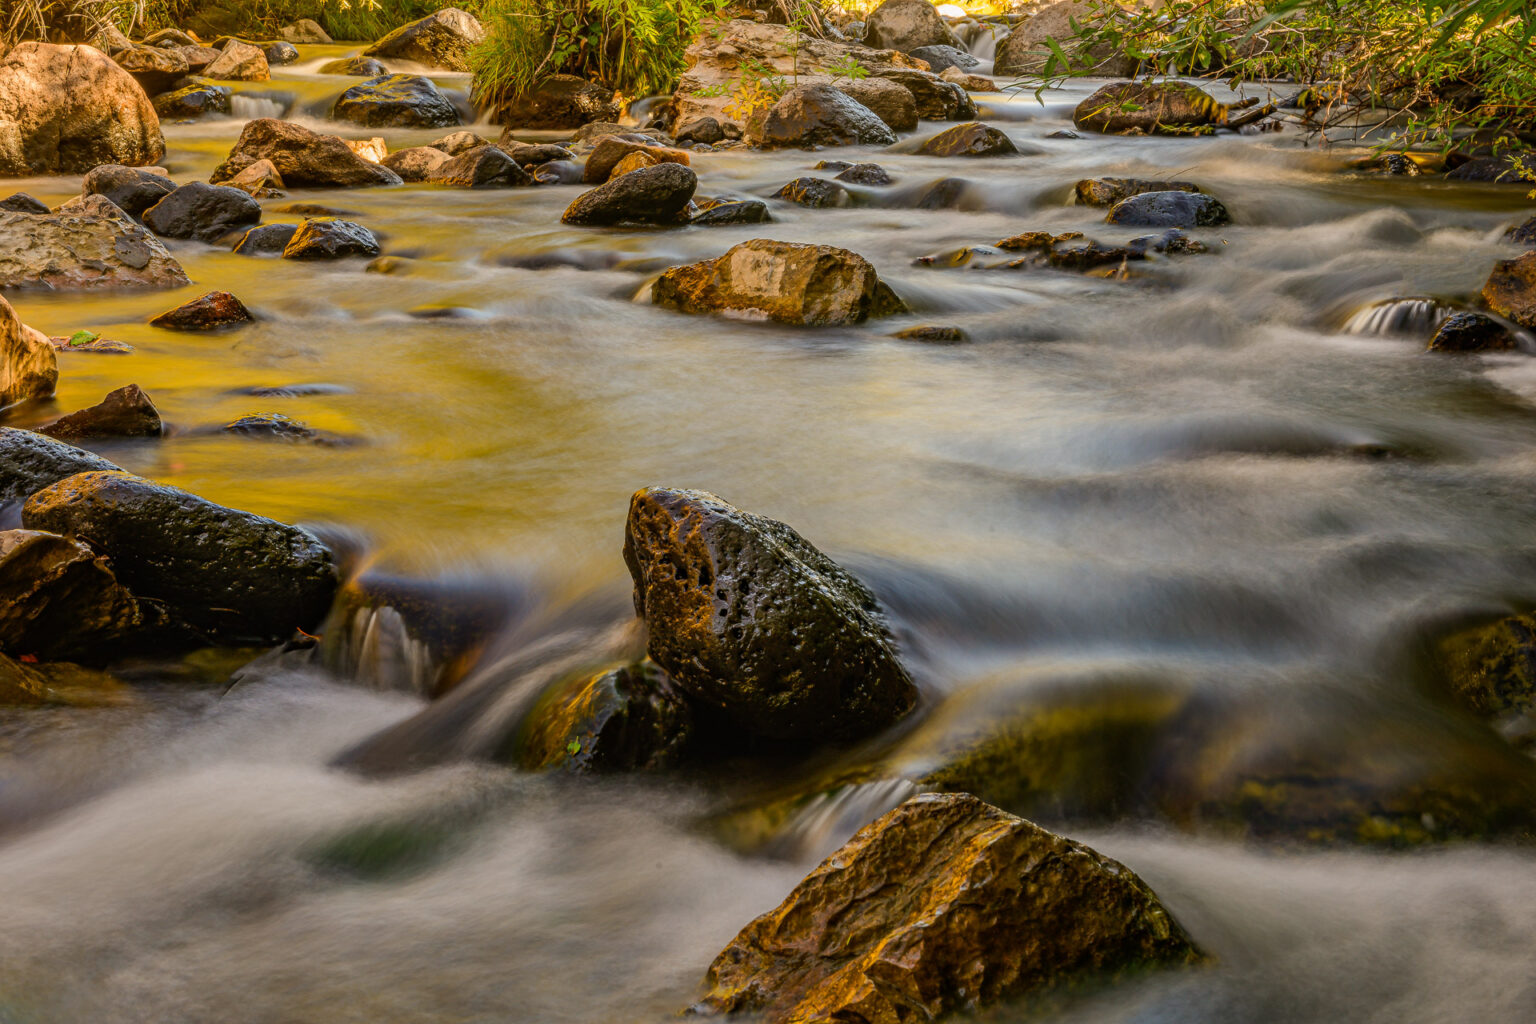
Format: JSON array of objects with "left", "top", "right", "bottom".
[{"left": 2, "top": 40, "right": 1536, "bottom": 1024}]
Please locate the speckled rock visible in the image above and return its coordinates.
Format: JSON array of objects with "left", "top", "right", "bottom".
[
  {"left": 519, "top": 659, "right": 694, "bottom": 772},
  {"left": 1481, "top": 251, "right": 1536, "bottom": 329},
  {"left": 773, "top": 177, "right": 852, "bottom": 208},
  {"left": 282, "top": 218, "right": 381, "bottom": 259},
  {"left": 1106, "top": 190, "right": 1230, "bottom": 228},
  {"left": 210, "top": 118, "right": 403, "bottom": 189},
  {"left": 1428, "top": 311, "right": 1518, "bottom": 352},
  {"left": 917, "top": 121, "right": 1017, "bottom": 157},
  {"left": 82, "top": 164, "right": 176, "bottom": 218},
  {"left": 1075, "top": 177, "right": 1202, "bottom": 207},
  {"left": 426, "top": 145, "right": 534, "bottom": 188},
  {"left": 152, "top": 81, "right": 232, "bottom": 119},
  {"left": 320, "top": 56, "right": 388, "bottom": 77},
  {"left": 333, "top": 74, "right": 460, "bottom": 129},
  {"left": 751, "top": 84, "right": 896, "bottom": 149},
  {"left": 149, "top": 290, "right": 253, "bottom": 330},
  {"left": 0, "top": 427, "right": 120, "bottom": 506},
  {"left": 233, "top": 222, "right": 298, "bottom": 255},
  {"left": 0, "top": 194, "right": 189, "bottom": 291}
]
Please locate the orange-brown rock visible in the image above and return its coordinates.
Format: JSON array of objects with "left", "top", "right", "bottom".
[
  {"left": 581, "top": 135, "right": 690, "bottom": 184},
  {"left": 0, "top": 528, "right": 143, "bottom": 659},
  {"left": 1481, "top": 251, "right": 1536, "bottom": 328},
  {"left": 0, "top": 293, "right": 57, "bottom": 408},
  {"left": 37, "top": 384, "right": 161, "bottom": 441},
  {"left": 695, "top": 792, "right": 1202, "bottom": 1022}
]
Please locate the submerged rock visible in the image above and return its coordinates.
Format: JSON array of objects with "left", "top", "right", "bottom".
[
  {"left": 333, "top": 74, "right": 460, "bottom": 129},
  {"left": 1076, "top": 177, "right": 1202, "bottom": 207},
  {"left": 1, "top": 294, "right": 58, "bottom": 408},
  {"left": 622, "top": 487, "right": 917, "bottom": 741},
  {"left": 0, "top": 42, "right": 165, "bottom": 175},
  {"left": 1427, "top": 311, "right": 1517, "bottom": 353},
  {"left": 222, "top": 413, "right": 342, "bottom": 445},
  {"left": 0, "top": 528, "right": 143, "bottom": 660},
  {"left": 691, "top": 198, "right": 772, "bottom": 227},
  {"left": 893, "top": 324, "right": 965, "bottom": 343},
  {"left": 1507, "top": 216, "right": 1536, "bottom": 246},
  {"left": 1074, "top": 81, "right": 1225, "bottom": 135},
  {"left": 1436, "top": 613, "right": 1536, "bottom": 722},
  {"left": 233, "top": 222, "right": 298, "bottom": 255},
  {"left": 150, "top": 290, "right": 253, "bottom": 331},
  {"left": 282, "top": 218, "right": 381, "bottom": 259},
  {"left": 1106, "top": 190, "right": 1230, "bottom": 228},
  {"left": 152, "top": 81, "right": 232, "bottom": 119},
  {"left": 1480, "top": 251, "right": 1536, "bottom": 329},
  {"left": 321, "top": 56, "right": 388, "bottom": 77},
  {"left": 491, "top": 74, "right": 620, "bottom": 129},
  {"left": 695, "top": 793, "right": 1201, "bottom": 1022},
  {"left": 142, "top": 181, "right": 262, "bottom": 242},
  {"left": 0, "top": 193, "right": 189, "bottom": 291},
  {"left": 834, "top": 162, "right": 893, "bottom": 185},
  {"left": 773, "top": 177, "right": 851, "bottom": 208},
  {"left": 37, "top": 384, "right": 161, "bottom": 440},
  {"left": 653, "top": 239, "right": 907, "bottom": 326},
  {"left": 519, "top": 659, "right": 694, "bottom": 773},
  {"left": 365, "top": 8, "right": 484, "bottom": 72},
  {"left": 916, "top": 121, "right": 1017, "bottom": 157},
  {"left": 861, "top": 0, "right": 960, "bottom": 52},
  {"left": 427, "top": 145, "right": 534, "bottom": 187},
  {"left": 751, "top": 84, "right": 896, "bottom": 150},
  {"left": 0, "top": 427, "right": 120, "bottom": 506},
  {"left": 561, "top": 162, "right": 697, "bottom": 226},
  {"left": 22, "top": 470, "right": 338, "bottom": 644},
  {"left": 210, "top": 118, "right": 403, "bottom": 189},
  {"left": 1446, "top": 153, "right": 1536, "bottom": 184}
]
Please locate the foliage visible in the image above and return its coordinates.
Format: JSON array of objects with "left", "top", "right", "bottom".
[
  {"left": 1017, "top": 0, "right": 1536, "bottom": 154},
  {"left": 825, "top": 51, "right": 867, "bottom": 82},
  {"left": 470, "top": 0, "right": 725, "bottom": 106},
  {"left": 722, "top": 56, "right": 789, "bottom": 122}
]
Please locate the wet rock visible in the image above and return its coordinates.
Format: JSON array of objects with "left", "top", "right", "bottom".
[
  {"left": 0, "top": 529, "right": 144, "bottom": 660},
  {"left": 675, "top": 116, "right": 726, "bottom": 146},
  {"left": 0, "top": 427, "right": 120, "bottom": 506},
  {"left": 231, "top": 224, "right": 298, "bottom": 259},
  {"left": 0, "top": 193, "right": 49, "bottom": 213},
  {"left": 1507, "top": 217, "right": 1536, "bottom": 246},
  {"left": 909, "top": 44, "right": 978, "bottom": 74},
  {"left": 917, "top": 121, "right": 1017, "bottom": 157},
  {"left": 519, "top": 659, "right": 694, "bottom": 773},
  {"left": 152, "top": 81, "right": 232, "bottom": 119},
  {"left": 37, "top": 384, "right": 160, "bottom": 441},
  {"left": 532, "top": 160, "right": 582, "bottom": 185},
  {"left": 834, "top": 77, "right": 918, "bottom": 133},
  {"left": 751, "top": 83, "right": 896, "bottom": 150},
  {"left": 1480, "top": 251, "right": 1536, "bottom": 329},
  {"left": 23, "top": 471, "right": 337, "bottom": 644},
  {"left": 365, "top": 7, "right": 484, "bottom": 72},
  {"left": 1380, "top": 153, "right": 1421, "bottom": 175},
  {"left": 281, "top": 20, "right": 332, "bottom": 44},
  {"left": 431, "top": 130, "right": 492, "bottom": 155},
  {"left": 0, "top": 42, "right": 165, "bottom": 175},
  {"left": 264, "top": 41, "right": 300, "bottom": 66},
  {"left": 1047, "top": 127, "right": 1081, "bottom": 139},
  {"left": 499, "top": 141, "right": 573, "bottom": 167},
  {"left": 1428, "top": 311, "right": 1518, "bottom": 353},
  {"left": 491, "top": 74, "right": 620, "bottom": 129},
  {"left": 149, "top": 290, "right": 252, "bottom": 331},
  {"left": 773, "top": 177, "right": 852, "bottom": 208},
  {"left": 0, "top": 651, "right": 131, "bottom": 707},
  {"left": 1446, "top": 152, "right": 1536, "bottom": 184},
  {"left": 426, "top": 145, "right": 534, "bottom": 187},
  {"left": 0, "top": 294, "right": 56, "bottom": 409},
  {"left": 50, "top": 332, "right": 132, "bottom": 354},
  {"left": 0, "top": 194, "right": 189, "bottom": 291},
  {"left": 81, "top": 163, "right": 176, "bottom": 219},
  {"left": 654, "top": 239, "right": 906, "bottom": 325},
  {"left": 893, "top": 324, "right": 965, "bottom": 343},
  {"left": 835, "top": 162, "right": 893, "bottom": 185},
  {"left": 695, "top": 793, "right": 1201, "bottom": 1022},
  {"left": 204, "top": 39, "right": 270, "bottom": 81},
  {"left": 1076, "top": 176, "right": 1202, "bottom": 207},
  {"left": 561, "top": 162, "right": 697, "bottom": 227},
  {"left": 862, "top": 0, "right": 960, "bottom": 52},
  {"left": 333, "top": 73, "right": 459, "bottom": 129},
  {"left": 210, "top": 118, "right": 403, "bottom": 188},
  {"left": 582, "top": 136, "right": 690, "bottom": 184},
  {"left": 1126, "top": 228, "right": 1208, "bottom": 256},
  {"left": 282, "top": 217, "right": 381, "bottom": 259},
  {"left": 1106, "top": 190, "right": 1230, "bottom": 228},
  {"left": 143, "top": 181, "right": 261, "bottom": 242},
  {"left": 382, "top": 145, "right": 451, "bottom": 181},
  {"left": 222, "top": 413, "right": 340, "bottom": 445},
  {"left": 115, "top": 44, "right": 189, "bottom": 94},
  {"left": 320, "top": 56, "right": 388, "bottom": 77},
  {"left": 995, "top": 0, "right": 1136, "bottom": 77},
  {"left": 221, "top": 158, "right": 285, "bottom": 197},
  {"left": 1436, "top": 613, "right": 1536, "bottom": 721},
  {"left": 877, "top": 68, "right": 975, "bottom": 121},
  {"left": 691, "top": 198, "right": 773, "bottom": 227},
  {"left": 909, "top": 176, "right": 969, "bottom": 209},
  {"left": 1074, "top": 80, "right": 1225, "bottom": 135},
  {"left": 622, "top": 487, "right": 917, "bottom": 741}
]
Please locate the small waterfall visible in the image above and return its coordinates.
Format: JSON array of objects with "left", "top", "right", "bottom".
[
  {"left": 231, "top": 93, "right": 290, "bottom": 120},
  {"left": 1342, "top": 297, "right": 1456, "bottom": 337},
  {"left": 956, "top": 20, "right": 1003, "bottom": 62}
]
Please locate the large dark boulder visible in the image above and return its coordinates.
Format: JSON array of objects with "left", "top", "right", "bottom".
[
  {"left": 1427, "top": 311, "right": 1517, "bottom": 353},
  {"left": 751, "top": 84, "right": 896, "bottom": 149},
  {"left": 0, "top": 427, "right": 119, "bottom": 507},
  {"left": 152, "top": 81, "right": 233, "bottom": 119},
  {"left": 561, "top": 162, "right": 697, "bottom": 226},
  {"left": 0, "top": 42, "right": 165, "bottom": 175},
  {"left": 142, "top": 181, "right": 262, "bottom": 242},
  {"left": 1105, "top": 190, "right": 1230, "bottom": 228},
  {"left": 22, "top": 470, "right": 338, "bottom": 644},
  {"left": 1481, "top": 251, "right": 1536, "bottom": 329},
  {"left": 491, "top": 74, "right": 620, "bottom": 129},
  {"left": 364, "top": 8, "right": 485, "bottom": 71},
  {"left": 210, "top": 118, "right": 403, "bottom": 189},
  {"left": 695, "top": 793, "right": 1201, "bottom": 1022},
  {"left": 0, "top": 529, "right": 144, "bottom": 660},
  {"left": 653, "top": 239, "right": 906, "bottom": 325},
  {"left": 332, "top": 74, "right": 460, "bottom": 129},
  {"left": 862, "top": 0, "right": 961, "bottom": 52},
  {"left": 282, "top": 218, "right": 382, "bottom": 259},
  {"left": 916, "top": 121, "right": 1017, "bottom": 156},
  {"left": 622, "top": 487, "right": 918, "bottom": 741},
  {"left": 264, "top": 41, "right": 300, "bottom": 67},
  {"left": 426, "top": 145, "right": 534, "bottom": 187},
  {"left": 1074, "top": 81, "right": 1224, "bottom": 135},
  {"left": 81, "top": 164, "right": 175, "bottom": 218}
]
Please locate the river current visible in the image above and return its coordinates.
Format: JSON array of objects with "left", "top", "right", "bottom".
[{"left": 3, "top": 42, "right": 1536, "bottom": 1024}]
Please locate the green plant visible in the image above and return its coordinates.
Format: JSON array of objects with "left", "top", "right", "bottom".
[
  {"left": 825, "top": 52, "right": 867, "bottom": 82},
  {"left": 470, "top": 0, "right": 726, "bottom": 107}
]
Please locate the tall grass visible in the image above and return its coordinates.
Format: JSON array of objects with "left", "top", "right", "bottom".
[{"left": 0, "top": 0, "right": 477, "bottom": 45}]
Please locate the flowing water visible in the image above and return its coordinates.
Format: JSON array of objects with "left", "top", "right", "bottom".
[{"left": 4, "top": 38, "right": 1536, "bottom": 1024}]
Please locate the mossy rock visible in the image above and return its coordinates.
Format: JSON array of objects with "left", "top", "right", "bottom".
[
  {"left": 1435, "top": 612, "right": 1536, "bottom": 718},
  {"left": 517, "top": 659, "right": 693, "bottom": 773}
]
